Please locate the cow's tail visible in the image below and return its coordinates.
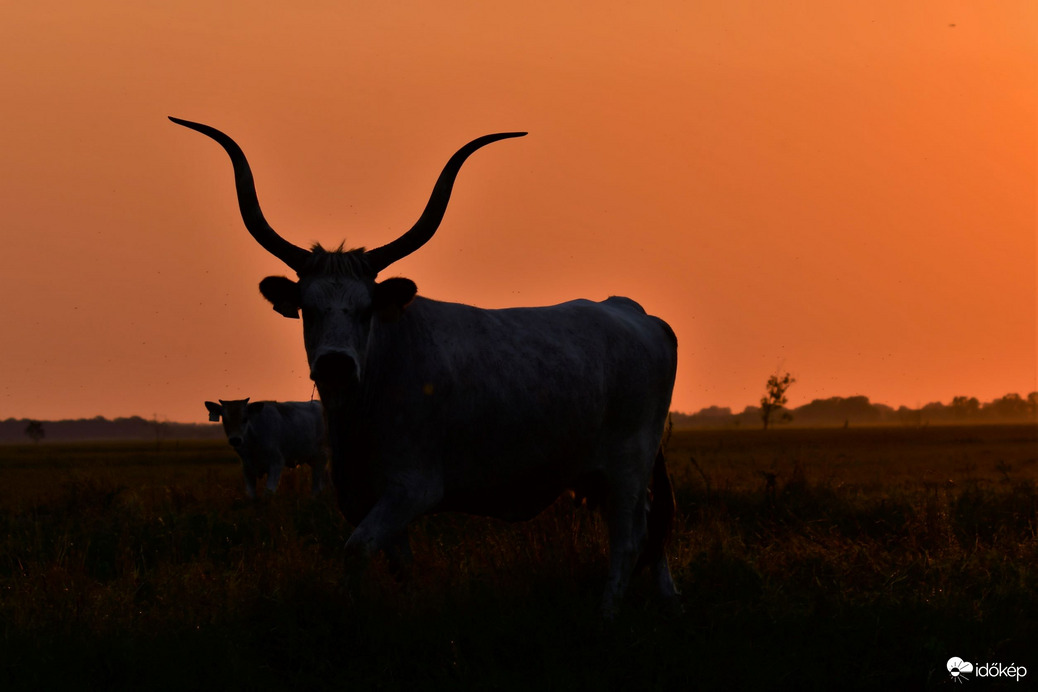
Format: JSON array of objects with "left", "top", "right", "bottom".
[{"left": 637, "top": 446, "right": 675, "bottom": 573}]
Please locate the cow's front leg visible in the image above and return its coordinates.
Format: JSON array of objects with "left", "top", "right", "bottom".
[
  {"left": 383, "top": 530, "right": 414, "bottom": 577},
  {"left": 344, "top": 478, "right": 439, "bottom": 565},
  {"left": 265, "top": 457, "right": 285, "bottom": 495},
  {"left": 310, "top": 460, "right": 329, "bottom": 497},
  {"left": 243, "top": 468, "right": 258, "bottom": 500}
]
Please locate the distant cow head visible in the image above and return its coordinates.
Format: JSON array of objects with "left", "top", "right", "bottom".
[
  {"left": 171, "top": 118, "right": 524, "bottom": 390},
  {"left": 205, "top": 398, "right": 264, "bottom": 448}
]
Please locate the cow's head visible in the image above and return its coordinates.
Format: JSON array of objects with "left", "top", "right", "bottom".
[
  {"left": 205, "top": 398, "right": 264, "bottom": 448},
  {"left": 173, "top": 118, "right": 524, "bottom": 390}
]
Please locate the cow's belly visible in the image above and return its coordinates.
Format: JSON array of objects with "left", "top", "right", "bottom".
[
  {"left": 437, "top": 457, "right": 605, "bottom": 521},
  {"left": 439, "top": 479, "right": 566, "bottom": 521}
]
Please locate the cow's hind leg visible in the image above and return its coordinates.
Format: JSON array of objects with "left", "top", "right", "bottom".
[
  {"left": 631, "top": 450, "right": 680, "bottom": 601},
  {"left": 601, "top": 491, "right": 647, "bottom": 618},
  {"left": 599, "top": 440, "right": 657, "bottom": 617},
  {"left": 638, "top": 448, "right": 679, "bottom": 604},
  {"left": 600, "top": 434, "right": 678, "bottom": 617}
]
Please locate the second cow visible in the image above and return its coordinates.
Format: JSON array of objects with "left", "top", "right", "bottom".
[{"left": 205, "top": 398, "right": 328, "bottom": 498}]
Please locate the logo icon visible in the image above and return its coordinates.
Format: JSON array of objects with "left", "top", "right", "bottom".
[{"left": 948, "top": 657, "right": 974, "bottom": 683}]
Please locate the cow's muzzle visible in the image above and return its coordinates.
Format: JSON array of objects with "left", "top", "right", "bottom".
[{"left": 311, "top": 352, "right": 360, "bottom": 384}]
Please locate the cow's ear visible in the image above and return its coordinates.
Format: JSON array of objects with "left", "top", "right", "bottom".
[
  {"left": 204, "top": 401, "right": 222, "bottom": 422},
  {"left": 259, "top": 276, "right": 300, "bottom": 319},
  {"left": 246, "top": 401, "right": 265, "bottom": 416},
  {"left": 373, "top": 278, "right": 417, "bottom": 322}
]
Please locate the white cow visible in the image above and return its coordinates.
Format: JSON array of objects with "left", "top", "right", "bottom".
[
  {"left": 205, "top": 398, "right": 328, "bottom": 499},
  {"left": 176, "top": 118, "right": 678, "bottom": 615}
]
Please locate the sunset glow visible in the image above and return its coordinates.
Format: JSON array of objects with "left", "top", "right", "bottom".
[{"left": 0, "top": 1, "right": 1034, "bottom": 422}]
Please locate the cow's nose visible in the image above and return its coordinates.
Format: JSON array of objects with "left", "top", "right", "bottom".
[
  {"left": 228, "top": 436, "right": 243, "bottom": 448},
  {"left": 311, "top": 352, "right": 360, "bottom": 383}
]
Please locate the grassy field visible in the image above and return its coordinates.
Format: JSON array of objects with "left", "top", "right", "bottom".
[{"left": 1, "top": 425, "right": 1036, "bottom": 690}]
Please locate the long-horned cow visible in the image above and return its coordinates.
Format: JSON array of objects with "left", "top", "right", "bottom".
[
  {"left": 205, "top": 398, "right": 328, "bottom": 499},
  {"left": 171, "top": 117, "right": 679, "bottom": 614}
]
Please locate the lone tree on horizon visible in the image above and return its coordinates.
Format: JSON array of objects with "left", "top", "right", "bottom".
[
  {"left": 25, "top": 420, "right": 44, "bottom": 444},
  {"left": 761, "top": 373, "right": 796, "bottom": 430}
]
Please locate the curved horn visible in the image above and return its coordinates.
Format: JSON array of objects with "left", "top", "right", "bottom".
[
  {"left": 169, "top": 117, "right": 311, "bottom": 272},
  {"left": 365, "top": 132, "right": 527, "bottom": 274}
]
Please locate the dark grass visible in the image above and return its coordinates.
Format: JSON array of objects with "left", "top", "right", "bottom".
[{"left": 1, "top": 426, "right": 1036, "bottom": 690}]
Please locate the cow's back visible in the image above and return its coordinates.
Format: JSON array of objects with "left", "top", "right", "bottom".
[{"left": 356, "top": 295, "right": 676, "bottom": 517}]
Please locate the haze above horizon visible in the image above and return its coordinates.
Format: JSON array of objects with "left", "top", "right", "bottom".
[{"left": 0, "top": 1, "right": 1034, "bottom": 423}]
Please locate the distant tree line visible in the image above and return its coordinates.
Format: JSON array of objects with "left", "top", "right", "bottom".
[
  {"left": 4, "top": 391, "right": 1035, "bottom": 441},
  {"left": 0, "top": 416, "right": 223, "bottom": 443},
  {"left": 672, "top": 392, "right": 1038, "bottom": 429}
]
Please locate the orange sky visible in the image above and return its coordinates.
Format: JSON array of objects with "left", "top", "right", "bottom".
[{"left": 0, "top": 1, "right": 1034, "bottom": 422}]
